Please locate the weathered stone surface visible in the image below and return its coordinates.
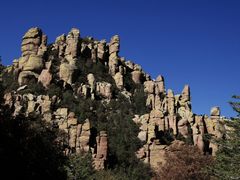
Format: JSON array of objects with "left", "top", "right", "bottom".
[
  {"left": 181, "top": 85, "right": 190, "bottom": 102},
  {"left": 79, "top": 119, "right": 91, "bottom": 152},
  {"left": 144, "top": 81, "right": 155, "bottom": 94},
  {"left": 114, "top": 72, "right": 124, "bottom": 89},
  {"left": 22, "top": 55, "right": 44, "bottom": 72},
  {"left": 192, "top": 116, "right": 205, "bottom": 152},
  {"left": 65, "top": 28, "right": 80, "bottom": 60},
  {"left": 20, "top": 27, "right": 47, "bottom": 59},
  {"left": 109, "top": 57, "right": 118, "bottom": 76},
  {"left": 55, "top": 108, "right": 68, "bottom": 118},
  {"left": 155, "top": 75, "right": 165, "bottom": 94},
  {"left": 55, "top": 34, "right": 66, "bottom": 57},
  {"left": 125, "top": 61, "right": 134, "bottom": 70},
  {"left": 109, "top": 35, "right": 120, "bottom": 54},
  {"left": 68, "top": 118, "right": 78, "bottom": 126},
  {"left": 131, "top": 70, "right": 142, "bottom": 84},
  {"left": 87, "top": 73, "right": 95, "bottom": 93},
  {"left": 59, "top": 62, "right": 76, "bottom": 85},
  {"left": 210, "top": 106, "right": 220, "bottom": 116},
  {"left": 93, "top": 131, "right": 108, "bottom": 170},
  {"left": 18, "top": 56, "right": 28, "bottom": 69},
  {"left": 96, "top": 82, "right": 112, "bottom": 99},
  {"left": 77, "top": 84, "right": 90, "bottom": 98},
  {"left": 97, "top": 40, "right": 106, "bottom": 60},
  {"left": 21, "top": 27, "right": 45, "bottom": 57},
  {"left": 69, "top": 127, "right": 77, "bottom": 148},
  {"left": 167, "top": 89, "right": 175, "bottom": 115},
  {"left": 108, "top": 35, "right": 120, "bottom": 76},
  {"left": 38, "top": 69, "right": 52, "bottom": 87},
  {"left": 4, "top": 92, "right": 13, "bottom": 107}
]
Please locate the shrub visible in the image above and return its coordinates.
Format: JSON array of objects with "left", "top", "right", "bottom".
[
  {"left": 155, "top": 144, "right": 213, "bottom": 180},
  {"left": 65, "top": 153, "right": 94, "bottom": 180}
]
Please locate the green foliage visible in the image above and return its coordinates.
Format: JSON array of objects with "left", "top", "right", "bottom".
[
  {"left": 65, "top": 153, "right": 94, "bottom": 180},
  {"left": 0, "top": 113, "right": 67, "bottom": 179},
  {"left": 132, "top": 84, "right": 150, "bottom": 115},
  {"left": 0, "top": 56, "right": 5, "bottom": 73},
  {"left": 60, "top": 90, "right": 76, "bottom": 109},
  {"left": 102, "top": 94, "right": 152, "bottom": 179},
  {"left": 1, "top": 71, "right": 18, "bottom": 92},
  {"left": 123, "top": 68, "right": 137, "bottom": 93},
  {"left": 230, "top": 95, "right": 240, "bottom": 116},
  {"left": 209, "top": 95, "right": 240, "bottom": 179},
  {"left": 74, "top": 58, "right": 115, "bottom": 85},
  {"left": 18, "top": 81, "right": 46, "bottom": 95},
  {"left": 47, "top": 83, "right": 62, "bottom": 97},
  {"left": 60, "top": 90, "right": 152, "bottom": 179},
  {"left": 91, "top": 170, "right": 123, "bottom": 180}
]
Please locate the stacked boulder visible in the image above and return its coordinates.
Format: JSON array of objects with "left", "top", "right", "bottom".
[
  {"left": 16, "top": 27, "right": 47, "bottom": 86},
  {"left": 108, "top": 35, "right": 120, "bottom": 76},
  {"left": 58, "top": 28, "right": 80, "bottom": 86}
]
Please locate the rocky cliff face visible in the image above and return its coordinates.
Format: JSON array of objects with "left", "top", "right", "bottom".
[{"left": 2, "top": 27, "right": 226, "bottom": 171}]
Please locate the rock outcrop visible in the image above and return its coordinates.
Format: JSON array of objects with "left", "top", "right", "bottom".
[
  {"left": 3, "top": 27, "right": 227, "bottom": 172},
  {"left": 109, "top": 35, "right": 120, "bottom": 76},
  {"left": 134, "top": 81, "right": 225, "bottom": 169},
  {"left": 15, "top": 28, "right": 47, "bottom": 85},
  {"left": 93, "top": 131, "right": 108, "bottom": 170}
]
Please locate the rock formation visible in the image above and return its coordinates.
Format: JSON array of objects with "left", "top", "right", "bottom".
[
  {"left": 2, "top": 27, "right": 227, "bottom": 172},
  {"left": 93, "top": 131, "right": 108, "bottom": 170}
]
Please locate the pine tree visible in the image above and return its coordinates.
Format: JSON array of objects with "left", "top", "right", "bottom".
[{"left": 210, "top": 95, "right": 240, "bottom": 179}]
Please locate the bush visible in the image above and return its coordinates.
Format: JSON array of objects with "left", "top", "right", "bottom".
[
  {"left": 0, "top": 113, "right": 67, "bottom": 179},
  {"left": 2, "top": 71, "right": 18, "bottom": 92},
  {"left": 65, "top": 153, "right": 94, "bottom": 180},
  {"left": 155, "top": 144, "right": 213, "bottom": 180}
]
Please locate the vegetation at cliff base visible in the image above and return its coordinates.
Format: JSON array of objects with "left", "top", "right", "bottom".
[{"left": 208, "top": 95, "right": 240, "bottom": 180}]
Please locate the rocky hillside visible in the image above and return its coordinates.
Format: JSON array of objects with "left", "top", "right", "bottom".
[{"left": 0, "top": 27, "right": 226, "bottom": 178}]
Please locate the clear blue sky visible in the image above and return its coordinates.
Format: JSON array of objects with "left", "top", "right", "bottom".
[{"left": 0, "top": 0, "right": 239, "bottom": 117}]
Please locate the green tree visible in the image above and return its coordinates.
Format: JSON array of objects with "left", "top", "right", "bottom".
[
  {"left": 210, "top": 95, "right": 240, "bottom": 179},
  {"left": 64, "top": 153, "right": 94, "bottom": 180}
]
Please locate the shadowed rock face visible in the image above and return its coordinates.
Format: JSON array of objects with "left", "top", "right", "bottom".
[{"left": 4, "top": 27, "right": 227, "bottom": 171}]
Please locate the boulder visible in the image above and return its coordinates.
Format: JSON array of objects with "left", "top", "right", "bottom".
[
  {"left": 87, "top": 73, "right": 95, "bottom": 92},
  {"left": 59, "top": 62, "right": 76, "bottom": 85},
  {"left": 65, "top": 28, "right": 80, "bottom": 59},
  {"left": 21, "top": 27, "right": 47, "bottom": 57},
  {"left": 94, "top": 131, "right": 108, "bottom": 170},
  {"left": 109, "top": 35, "right": 120, "bottom": 54},
  {"left": 23, "top": 55, "right": 44, "bottom": 72},
  {"left": 55, "top": 34, "right": 66, "bottom": 57},
  {"left": 109, "top": 56, "right": 119, "bottom": 76},
  {"left": 155, "top": 75, "right": 165, "bottom": 94},
  {"left": 97, "top": 40, "right": 106, "bottom": 60},
  {"left": 38, "top": 69, "right": 52, "bottom": 88},
  {"left": 181, "top": 85, "right": 190, "bottom": 102},
  {"left": 210, "top": 106, "right": 220, "bottom": 116},
  {"left": 167, "top": 89, "right": 175, "bottom": 115},
  {"left": 96, "top": 82, "right": 112, "bottom": 99},
  {"left": 144, "top": 81, "right": 155, "bottom": 94},
  {"left": 132, "top": 70, "right": 142, "bottom": 84},
  {"left": 114, "top": 72, "right": 124, "bottom": 89}
]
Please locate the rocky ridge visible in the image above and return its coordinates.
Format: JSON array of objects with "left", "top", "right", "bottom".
[{"left": 3, "top": 27, "right": 226, "bottom": 171}]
